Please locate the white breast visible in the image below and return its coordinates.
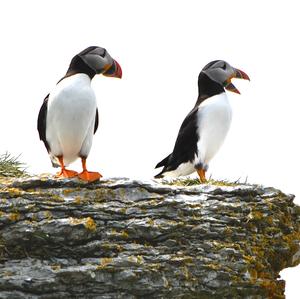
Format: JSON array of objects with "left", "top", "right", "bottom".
[
  {"left": 46, "top": 74, "right": 97, "bottom": 166},
  {"left": 195, "top": 92, "right": 232, "bottom": 168}
]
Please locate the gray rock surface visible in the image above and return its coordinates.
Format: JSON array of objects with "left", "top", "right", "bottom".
[{"left": 0, "top": 176, "right": 299, "bottom": 298}]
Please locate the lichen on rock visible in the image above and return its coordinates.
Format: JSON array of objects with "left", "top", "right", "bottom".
[{"left": 0, "top": 175, "right": 299, "bottom": 298}]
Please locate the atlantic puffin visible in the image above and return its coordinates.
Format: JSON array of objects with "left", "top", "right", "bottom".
[
  {"left": 37, "top": 46, "right": 122, "bottom": 182},
  {"left": 155, "top": 60, "right": 249, "bottom": 182}
]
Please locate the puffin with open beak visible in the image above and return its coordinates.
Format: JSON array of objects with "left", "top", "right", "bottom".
[
  {"left": 38, "top": 46, "right": 122, "bottom": 182},
  {"left": 155, "top": 60, "right": 249, "bottom": 182}
]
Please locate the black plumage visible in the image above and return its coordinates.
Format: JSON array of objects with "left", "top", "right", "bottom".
[
  {"left": 37, "top": 94, "right": 50, "bottom": 152},
  {"left": 155, "top": 108, "right": 199, "bottom": 178}
]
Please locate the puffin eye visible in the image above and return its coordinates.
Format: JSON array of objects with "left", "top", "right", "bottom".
[
  {"left": 101, "top": 49, "right": 106, "bottom": 58},
  {"left": 222, "top": 63, "right": 226, "bottom": 70}
]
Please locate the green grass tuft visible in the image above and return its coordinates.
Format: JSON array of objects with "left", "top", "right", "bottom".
[
  {"left": 0, "top": 152, "right": 27, "bottom": 178},
  {"left": 161, "top": 176, "right": 248, "bottom": 187}
]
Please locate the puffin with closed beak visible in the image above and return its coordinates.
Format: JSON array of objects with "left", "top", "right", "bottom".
[
  {"left": 155, "top": 60, "right": 249, "bottom": 182},
  {"left": 38, "top": 46, "right": 122, "bottom": 182}
]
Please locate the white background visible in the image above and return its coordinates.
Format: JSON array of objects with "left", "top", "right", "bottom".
[{"left": 0, "top": 1, "right": 299, "bottom": 297}]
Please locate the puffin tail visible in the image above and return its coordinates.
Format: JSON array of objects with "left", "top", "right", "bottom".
[
  {"left": 154, "top": 172, "right": 164, "bottom": 179},
  {"left": 50, "top": 154, "right": 60, "bottom": 168},
  {"left": 154, "top": 154, "right": 171, "bottom": 178},
  {"left": 155, "top": 154, "right": 171, "bottom": 169}
]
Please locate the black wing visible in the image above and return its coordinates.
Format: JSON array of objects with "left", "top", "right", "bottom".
[
  {"left": 94, "top": 108, "right": 99, "bottom": 134},
  {"left": 155, "top": 107, "right": 199, "bottom": 176},
  {"left": 37, "top": 94, "right": 50, "bottom": 152}
]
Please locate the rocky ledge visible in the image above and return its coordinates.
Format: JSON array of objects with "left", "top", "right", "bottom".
[{"left": 0, "top": 176, "right": 299, "bottom": 298}]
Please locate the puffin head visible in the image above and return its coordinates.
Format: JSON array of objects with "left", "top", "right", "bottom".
[
  {"left": 77, "top": 46, "right": 122, "bottom": 78},
  {"left": 202, "top": 60, "right": 249, "bottom": 94}
]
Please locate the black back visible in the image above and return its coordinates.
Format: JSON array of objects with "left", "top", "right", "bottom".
[
  {"left": 155, "top": 107, "right": 199, "bottom": 177},
  {"left": 37, "top": 94, "right": 50, "bottom": 152},
  {"left": 94, "top": 108, "right": 99, "bottom": 134}
]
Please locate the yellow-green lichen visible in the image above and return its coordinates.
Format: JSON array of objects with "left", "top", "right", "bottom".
[
  {"left": 69, "top": 217, "right": 96, "bottom": 232},
  {"left": 43, "top": 211, "right": 53, "bottom": 220},
  {"left": 101, "top": 242, "right": 123, "bottom": 252},
  {"left": 205, "top": 263, "right": 221, "bottom": 271},
  {"left": 86, "top": 188, "right": 116, "bottom": 202},
  {"left": 110, "top": 228, "right": 129, "bottom": 239},
  {"left": 7, "top": 187, "right": 23, "bottom": 197},
  {"left": 259, "top": 279, "right": 285, "bottom": 299},
  {"left": 97, "top": 257, "right": 113, "bottom": 269},
  {"left": 8, "top": 212, "right": 20, "bottom": 222},
  {"left": 51, "top": 264, "right": 61, "bottom": 271},
  {"left": 147, "top": 218, "right": 155, "bottom": 226},
  {"left": 74, "top": 196, "right": 82, "bottom": 204},
  {"left": 84, "top": 217, "right": 97, "bottom": 231},
  {"left": 48, "top": 193, "right": 64, "bottom": 202},
  {"left": 136, "top": 255, "right": 144, "bottom": 264}
]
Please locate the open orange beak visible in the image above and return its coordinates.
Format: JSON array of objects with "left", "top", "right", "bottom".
[
  {"left": 103, "top": 59, "right": 122, "bottom": 79},
  {"left": 224, "top": 68, "right": 250, "bottom": 94}
]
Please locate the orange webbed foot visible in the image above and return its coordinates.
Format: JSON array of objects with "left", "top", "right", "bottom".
[
  {"left": 79, "top": 157, "right": 102, "bottom": 182},
  {"left": 78, "top": 170, "right": 102, "bottom": 182},
  {"left": 56, "top": 168, "right": 78, "bottom": 179},
  {"left": 196, "top": 168, "right": 207, "bottom": 183}
]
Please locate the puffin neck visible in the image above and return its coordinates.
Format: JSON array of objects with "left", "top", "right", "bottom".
[
  {"left": 195, "top": 72, "right": 225, "bottom": 106},
  {"left": 64, "top": 55, "right": 96, "bottom": 80}
]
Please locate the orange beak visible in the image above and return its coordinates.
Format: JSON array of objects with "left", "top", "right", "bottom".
[
  {"left": 103, "top": 59, "right": 122, "bottom": 79},
  {"left": 224, "top": 68, "right": 250, "bottom": 94}
]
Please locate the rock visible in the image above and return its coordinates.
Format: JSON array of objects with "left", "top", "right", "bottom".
[{"left": 0, "top": 176, "right": 299, "bottom": 298}]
